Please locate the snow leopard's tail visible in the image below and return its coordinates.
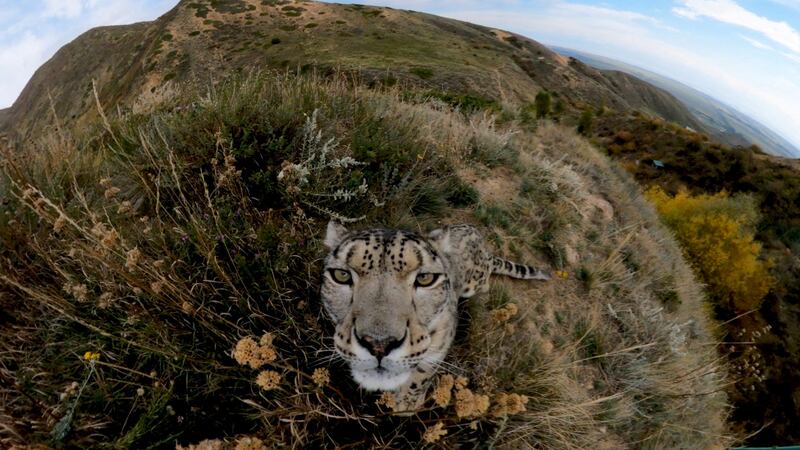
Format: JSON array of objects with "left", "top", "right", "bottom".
[{"left": 491, "top": 256, "right": 551, "bottom": 280}]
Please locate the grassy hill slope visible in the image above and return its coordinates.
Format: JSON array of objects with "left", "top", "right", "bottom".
[
  {"left": 0, "top": 71, "right": 729, "bottom": 449},
  {"left": 1, "top": 0, "right": 703, "bottom": 143}
]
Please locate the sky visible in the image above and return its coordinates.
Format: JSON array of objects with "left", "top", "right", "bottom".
[{"left": 1, "top": 0, "right": 799, "bottom": 153}]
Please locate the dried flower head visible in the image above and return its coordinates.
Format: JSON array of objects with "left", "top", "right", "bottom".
[
  {"left": 491, "top": 393, "right": 529, "bottom": 417},
  {"left": 422, "top": 421, "right": 448, "bottom": 444},
  {"left": 182, "top": 301, "right": 195, "bottom": 314},
  {"left": 53, "top": 214, "right": 67, "bottom": 233},
  {"left": 98, "top": 292, "right": 114, "bottom": 309},
  {"left": 126, "top": 247, "right": 142, "bottom": 271},
  {"left": 117, "top": 200, "right": 133, "bottom": 215},
  {"left": 233, "top": 336, "right": 277, "bottom": 369},
  {"left": 176, "top": 439, "right": 224, "bottom": 450},
  {"left": 491, "top": 303, "right": 518, "bottom": 324},
  {"left": 102, "top": 228, "right": 119, "bottom": 248},
  {"left": 137, "top": 387, "right": 145, "bottom": 397},
  {"left": 104, "top": 186, "right": 121, "bottom": 200},
  {"left": 255, "top": 370, "right": 282, "bottom": 391},
  {"left": 432, "top": 374, "right": 454, "bottom": 408},
  {"left": 234, "top": 436, "right": 267, "bottom": 450},
  {"left": 454, "top": 379, "right": 489, "bottom": 418},
  {"left": 64, "top": 282, "right": 89, "bottom": 302},
  {"left": 91, "top": 222, "right": 118, "bottom": 248},
  {"left": 99, "top": 177, "right": 112, "bottom": 188},
  {"left": 259, "top": 332, "right": 274, "bottom": 347},
  {"left": 311, "top": 368, "right": 330, "bottom": 387},
  {"left": 151, "top": 280, "right": 166, "bottom": 295},
  {"left": 375, "top": 391, "right": 396, "bottom": 410}
]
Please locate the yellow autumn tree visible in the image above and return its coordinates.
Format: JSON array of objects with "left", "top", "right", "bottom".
[{"left": 646, "top": 187, "right": 772, "bottom": 312}]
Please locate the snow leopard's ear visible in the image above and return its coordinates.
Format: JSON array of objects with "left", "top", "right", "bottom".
[
  {"left": 324, "top": 220, "right": 349, "bottom": 250},
  {"left": 428, "top": 227, "right": 453, "bottom": 253}
]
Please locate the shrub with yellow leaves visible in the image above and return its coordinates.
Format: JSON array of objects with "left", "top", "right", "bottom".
[{"left": 645, "top": 187, "right": 772, "bottom": 312}]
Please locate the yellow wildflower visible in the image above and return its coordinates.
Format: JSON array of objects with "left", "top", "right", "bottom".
[{"left": 83, "top": 351, "right": 100, "bottom": 361}]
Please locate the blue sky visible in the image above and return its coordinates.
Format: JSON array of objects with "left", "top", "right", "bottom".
[{"left": 2, "top": 0, "right": 799, "bottom": 153}]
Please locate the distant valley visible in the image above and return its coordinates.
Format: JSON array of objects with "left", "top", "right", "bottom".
[{"left": 551, "top": 46, "right": 799, "bottom": 158}]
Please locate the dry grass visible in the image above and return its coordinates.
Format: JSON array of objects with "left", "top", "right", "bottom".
[{"left": 0, "top": 72, "right": 730, "bottom": 448}]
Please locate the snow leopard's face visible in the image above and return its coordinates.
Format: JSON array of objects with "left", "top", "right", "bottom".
[{"left": 321, "top": 221, "right": 457, "bottom": 391}]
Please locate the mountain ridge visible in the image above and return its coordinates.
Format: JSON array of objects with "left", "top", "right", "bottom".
[
  {"left": 551, "top": 45, "right": 799, "bottom": 158},
  {"left": 1, "top": 0, "right": 705, "bottom": 146}
]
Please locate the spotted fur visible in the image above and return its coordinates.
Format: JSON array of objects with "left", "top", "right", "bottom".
[{"left": 321, "top": 221, "right": 550, "bottom": 411}]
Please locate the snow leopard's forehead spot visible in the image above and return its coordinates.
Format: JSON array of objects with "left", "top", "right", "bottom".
[{"left": 330, "top": 229, "right": 442, "bottom": 275}]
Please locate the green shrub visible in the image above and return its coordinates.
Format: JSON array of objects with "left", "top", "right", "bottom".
[
  {"left": 534, "top": 91, "right": 551, "bottom": 119},
  {"left": 409, "top": 67, "right": 434, "bottom": 79}
]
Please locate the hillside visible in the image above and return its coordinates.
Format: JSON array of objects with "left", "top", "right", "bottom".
[
  {"left": 0, "top": 0, "right": 736, "bottom": 448},
  {"left": 1, "top": 0, "right": 701, "bottom": 143},
  {"left": 591, "top": 109, "right": 800, "bottom": 444},
  {"left": 0, "top": 70, "right": 730, "bottom": 449},
  {"left": 553, "top": 46, "right": 800, "bottom": 158}
]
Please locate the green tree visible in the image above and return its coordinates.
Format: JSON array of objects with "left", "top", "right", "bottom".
[
  {"left": 577, "top": 109, "right": 593, "bottom": 136},
  {"left": 553, "top": 98, "right": 566, "bottom": 117},
  {"left": 534, "top": 91, "right": 551, "bottom": 119}
]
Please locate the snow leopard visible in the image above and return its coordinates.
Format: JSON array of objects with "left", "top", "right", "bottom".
[{"left": 320, "top": 221, "right": 550, "bottom": 410}]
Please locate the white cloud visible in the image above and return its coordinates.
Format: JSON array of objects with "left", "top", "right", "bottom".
[
  {"left": 0, "top": 32, "right": 51, "bottom": 106},
  {"left": 673, "top": 0, "right": 800, "bottom": 54},
  {"left": 426, "top": 2, "right": 800, "bottom": 152},
  {"left": 0, "top": 0, "right": 173, "bottom": 108},
  {"left": 740, "top": 34, "right": 774, "bottom": 51},
  {"left": 42, "top": 0, "right": 85, "bottom": 18}
]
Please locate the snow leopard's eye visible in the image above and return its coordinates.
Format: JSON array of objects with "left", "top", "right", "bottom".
[
  {"left": 415, "top": 273, "right": 440, "bottom": 287},
  {"left": 329, "top": 269, "right": 352, "bottom": 285}
]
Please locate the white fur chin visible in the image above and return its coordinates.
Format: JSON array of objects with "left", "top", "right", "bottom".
[{"left": 352, "top": 369, "right": 410, "bottom": 391}]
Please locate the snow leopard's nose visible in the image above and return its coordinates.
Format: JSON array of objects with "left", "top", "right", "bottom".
[{"left": 355, "top": 331, "right": 405, "bottom": 361}]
